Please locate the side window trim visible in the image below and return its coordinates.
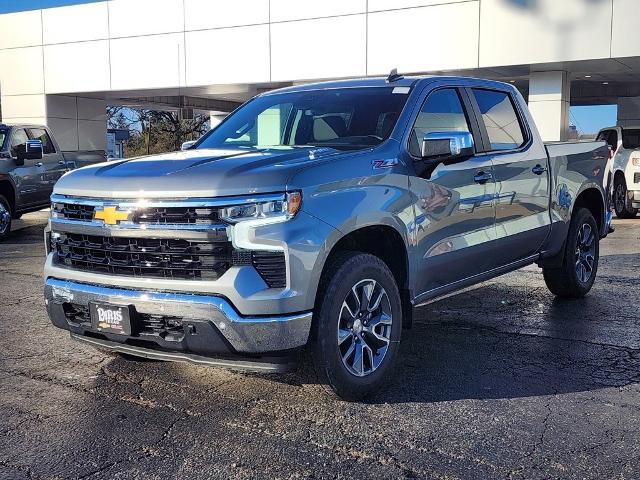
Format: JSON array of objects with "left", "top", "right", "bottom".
[
  {"left": 466, "top": 87, "right": 532, "bottom": 155},
  {"left": 461, "top": 87, "right": 490, "bottom": 153},
  {"left": 405, "top": 86, "right": 480, "bottom": 159}
]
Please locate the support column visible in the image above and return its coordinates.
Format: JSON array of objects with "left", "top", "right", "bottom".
[{"left": 528, "top": 71, "right": 570, "bottom": 142}]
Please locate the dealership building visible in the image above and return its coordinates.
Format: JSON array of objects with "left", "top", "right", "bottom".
[{"left": 1, "top": 0, "right": 640, "bottom": 154}]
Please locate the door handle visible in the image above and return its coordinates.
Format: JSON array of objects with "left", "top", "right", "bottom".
[
  {"left": 58, "top": 160, "right": 66, "bottom": 165},
  {"left": 35, "top": 162, "right": 43, "bottom": 167},
  {"left": 532, "top": 164, "right": 547, "bottom": 175},
  {"left": 473, "top": 171, "right": 493, "bottom": 184}
]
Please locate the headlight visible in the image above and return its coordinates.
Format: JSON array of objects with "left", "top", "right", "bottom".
[{"left": 220, "top": 192, "right": 301, "bottom": 224}]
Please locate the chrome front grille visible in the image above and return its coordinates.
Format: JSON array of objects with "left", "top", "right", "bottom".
[
  {"left": 55, "top": 203, "right": 95, "bottom": 221},
  {"left": 49, "top": 194, "right": 288, "bottom": 288},
  {"left": 52, "top": 232, "right": 233, "bottom": 280},
  {"left": 131, "top": 207, "right": 219, "bottom": 225},
  {"left": 51, "top": 232, "right": 286, "bottom": 287}
]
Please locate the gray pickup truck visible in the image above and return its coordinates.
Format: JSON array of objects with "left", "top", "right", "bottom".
[
  {"left": 44, "top": 75, "right": 610, "bottom": 399},
  {"left": 0, "top": 123, "right": 106, "bottom": 239}
]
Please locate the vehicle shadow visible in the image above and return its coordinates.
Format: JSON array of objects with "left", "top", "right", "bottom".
[
  {"left": 266, "top": 262, "right": 640, "bottom": 404},
  {"left": 3, "top": 224, "right": 46, "bottom": 245}
]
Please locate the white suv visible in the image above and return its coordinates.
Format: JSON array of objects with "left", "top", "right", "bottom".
[{"left": 597, "top": 126, "right": 640, "bottom": 218}]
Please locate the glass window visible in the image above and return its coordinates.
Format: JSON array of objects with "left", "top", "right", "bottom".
[
  {"left": 28, "top": 128, "right": 55, "bottom": 154},
  {"left": 0, "top": 129, "right": 7, "bottom": 150},
  {"left": 408, "top": 88, "right": 471, "bottom": 157},
  {"left": 10, "top": 129, "right": 28, "bottom": 158},
  {"left": 196, "top": 87, "right": 410, "bottom": 151},
  {"left": 472, "top": 89, "right": 525, "bottom": 151},
  {"left": 622, "top": 129, "right": 640, "bottom": 149}
]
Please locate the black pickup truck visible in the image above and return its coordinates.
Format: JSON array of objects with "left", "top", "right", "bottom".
[{"left": 0, "top": 123, "right": 106, "bottom": 239}]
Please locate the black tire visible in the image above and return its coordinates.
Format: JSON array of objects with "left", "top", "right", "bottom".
[
  {"left": 0, "top": 194, "right": 12, "bottom": 241},
  {"left": 613, "top": 177, "right": 638, "bottom": 219},
  {"left": 311, "top": 251, "right": 402, "bottom": 400},
  {"left": 543, "top": 208, "right": 599, "bottom": 298}
]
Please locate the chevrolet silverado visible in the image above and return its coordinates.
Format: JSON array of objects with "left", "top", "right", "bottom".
[
  {"left": 44, "top": 75, "right": 611, "bottom": 399},
  {"left": 0, "top": 123, "right": 106, "bottom": 240}
]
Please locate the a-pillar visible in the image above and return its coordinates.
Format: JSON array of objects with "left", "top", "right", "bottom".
[{"left": 528, "top": 71, "right": 570, "bottom": 142}]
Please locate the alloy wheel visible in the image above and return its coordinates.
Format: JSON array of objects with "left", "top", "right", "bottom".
[
  {"left": 615, "top": 183, "right": 626, "bottom": 214},
  {"left": 575, "top": 223, "right": 596, "bottom": 283},
  {"left": 337, "top": 279, "right": 393, "bottom": 377},
  {"left": 0, "top": 202, "right": 10, "bottom": 235}
]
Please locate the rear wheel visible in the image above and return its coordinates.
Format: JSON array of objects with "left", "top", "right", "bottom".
[
  {"left": 311, "top": 252, "right": 402, "bottom": 400},
  {"left": 613, "top": 177, "right": 638, "bottom": 218},
  {"left": 0, "top": 194, "right": 12, "bottom": 241},
  {"left": 543, "top": 208, "right": 599, "bottom": 298}
]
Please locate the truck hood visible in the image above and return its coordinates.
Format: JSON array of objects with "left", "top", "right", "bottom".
[{"left": 53, "top": 147, "right": 342, "bottom": 199}]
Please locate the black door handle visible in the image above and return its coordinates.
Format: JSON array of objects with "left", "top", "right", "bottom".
[
  {"left": 474, "top": 171, "right": 493, "bottom": 184},
  {"left": 532, "top": 164, "right": 547, "bottom": 175}
]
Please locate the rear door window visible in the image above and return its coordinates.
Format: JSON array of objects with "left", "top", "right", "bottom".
[
  {"left": 472, "top": 89, "right": 526, "bottom": 151},
  {"left": 28, "top": 128, "right": 56, "bottom": 154},
  {"left": 622, "top": 129, "right": 640, "bottom": 149}
]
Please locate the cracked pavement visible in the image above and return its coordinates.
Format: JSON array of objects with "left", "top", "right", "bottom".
[{"left": 1, "top": 211, "right": 639, "bottom": 479}]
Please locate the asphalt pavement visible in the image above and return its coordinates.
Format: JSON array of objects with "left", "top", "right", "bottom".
[{"left": 1, "top": 211, "right": 639, "bottom": 479}]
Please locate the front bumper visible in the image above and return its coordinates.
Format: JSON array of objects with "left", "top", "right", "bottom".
[{"left": 45, "top": 278, "right": 313, "bottom": 359}]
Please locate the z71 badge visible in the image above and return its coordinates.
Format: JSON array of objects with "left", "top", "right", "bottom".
[{"left": 372, "top": 159, "right": 398, "bottom": 169}]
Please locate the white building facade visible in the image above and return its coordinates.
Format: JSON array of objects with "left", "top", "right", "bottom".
[{"left": 1, "top": 0, "right": 640, "bottom": 152}]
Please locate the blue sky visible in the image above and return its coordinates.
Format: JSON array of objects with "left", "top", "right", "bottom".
[
  {"left": 570, "top": 105, "right": 617, "bottom": 135},
  {"left": 0, "top": 0, "right": 100, "bottom": 13}
]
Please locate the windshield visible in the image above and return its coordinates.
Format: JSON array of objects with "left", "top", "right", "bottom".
[
  {"left": 196, "top": 87, "right": 410, "bottom": 151},
  {"left": 623, "top": 129, "right": 640, "bottom": 149}
]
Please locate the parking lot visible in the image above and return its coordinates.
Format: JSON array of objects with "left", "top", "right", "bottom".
[{"left": 0, "top": 212, "right": 639, "bottom": 479}]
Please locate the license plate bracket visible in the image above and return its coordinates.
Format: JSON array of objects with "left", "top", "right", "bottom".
[{"left": 89, "top": 302, "right": 132, "bottom": 336}]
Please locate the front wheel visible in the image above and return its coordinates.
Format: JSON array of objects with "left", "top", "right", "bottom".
[
  {"left": 311, "top": 252, "right": 402, "bottom": 400},
  {"left": 0, "top": 194, "right": 12, "bottom": 241},
  {"left": 543, "top": 208, "right": 599, "bottom": 298},
  {"left": 614, "top": 178, "right": 638, "bottom": 218}
]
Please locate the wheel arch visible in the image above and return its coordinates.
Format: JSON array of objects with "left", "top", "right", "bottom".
[
  {"left": 315, "top": 224, "right": 413, "bottom": 329},
  {"left": 539, "top": 185, "right": 605, "bottom": 269},
  {"left": 0, "top": 177, "right": 16, "bottom": 214},
  {"left": 573, "top": 186, "right": 605, "bottom": 235}
]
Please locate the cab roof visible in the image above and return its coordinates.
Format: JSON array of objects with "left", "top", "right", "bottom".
[
  {"left": 261, "top": 74, "right": 514, "bottom": 96},
  {"left": 261, "top": 75, "right": 426, "bottom": 96}
]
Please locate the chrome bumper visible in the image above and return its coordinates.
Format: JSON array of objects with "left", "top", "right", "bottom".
[{"left": 44, "top": 278, "right": 313, "bottom": 353}]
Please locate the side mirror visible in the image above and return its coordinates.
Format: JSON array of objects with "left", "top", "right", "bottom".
[
  {"left": 26, "top": 140, "right": 43, "bottom": 160},
  {"left": 181, "top": 140, "right": 196, "bottom": 151},
  {"left": 16, "top": 140, "right": 43, "bottom": 164},
  {"left": 421, "top": 131, "right": 474, "bottom": 161}
]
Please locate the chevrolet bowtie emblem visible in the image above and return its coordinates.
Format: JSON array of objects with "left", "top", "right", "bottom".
[{"left": 94, "top": 206, "right": 130, "bottom": 225}]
